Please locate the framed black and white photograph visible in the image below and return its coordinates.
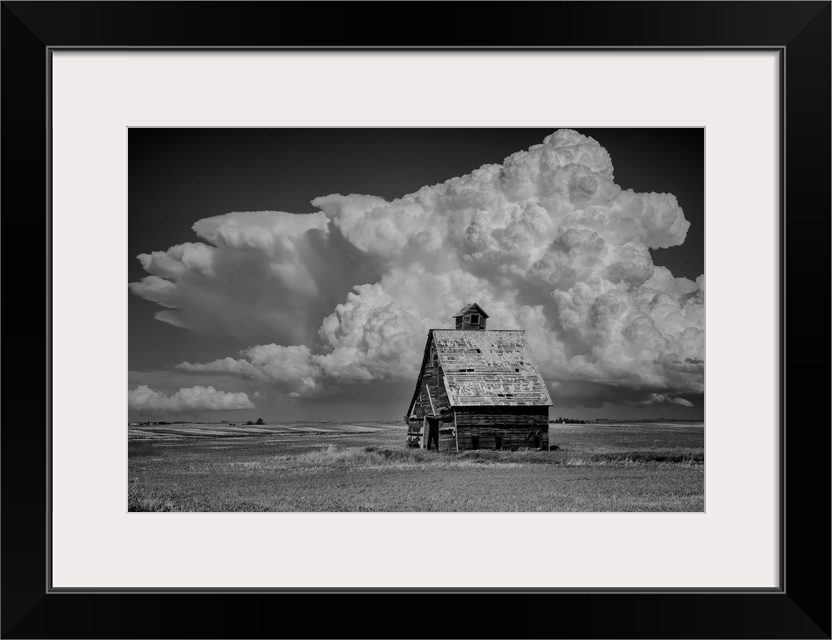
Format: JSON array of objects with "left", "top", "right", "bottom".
[
  {"left": 127, "top": 126, "right": 705, "bottom": 513},
  {"left": 2, "top": 2, "right": 829, "bottom": 638}
]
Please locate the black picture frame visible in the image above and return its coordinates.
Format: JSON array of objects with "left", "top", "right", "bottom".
[{"left": 2, "top": 2, "right": 829, "bottom": 638}]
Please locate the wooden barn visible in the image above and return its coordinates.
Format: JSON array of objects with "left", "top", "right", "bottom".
[{"left": 404, "top": 303, "right": 553, "bottom": 451}]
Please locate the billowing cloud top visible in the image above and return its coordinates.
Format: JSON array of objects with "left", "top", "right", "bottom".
[{"left": 131, "top": 130, "right": 703, "bottom": 408}]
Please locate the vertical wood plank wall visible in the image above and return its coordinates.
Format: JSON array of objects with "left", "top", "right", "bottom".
[
  {"left": 413, "top": 342, "right": 452, "bottom": 421},
  {"left": 438, "top": 430, "right": 456, "bottom": 451},
  {"left": 409, "top": 341, "right": 455, "bottom": 449}
]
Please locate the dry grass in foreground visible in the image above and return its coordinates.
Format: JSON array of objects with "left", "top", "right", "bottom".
[{"left": 129, "top": 437, "right": 704, "bottom": 512}]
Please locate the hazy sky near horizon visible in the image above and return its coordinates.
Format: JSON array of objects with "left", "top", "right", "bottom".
[{"left": 129, "top": 128, "right": 704, "bottom": 422}]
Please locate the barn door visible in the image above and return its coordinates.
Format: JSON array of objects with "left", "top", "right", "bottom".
[{"left": 426, "top": 417, "right": 440, "bottom": 450}]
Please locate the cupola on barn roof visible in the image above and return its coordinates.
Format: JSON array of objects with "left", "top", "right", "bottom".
[
  {"left": 453, "top": 303, "right": 489, "bottom": 319},
  {"left": 454, "top": 302, "right": 489, "bottom": 331}
]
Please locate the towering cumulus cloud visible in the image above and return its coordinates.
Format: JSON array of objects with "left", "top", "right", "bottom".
[{"left": 131, "top": 130, "right": 703, "bottom": 408}]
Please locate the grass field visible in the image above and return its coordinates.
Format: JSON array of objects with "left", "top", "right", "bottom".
[{"left": 128, "top": 421, "right": 703, "bottom": 512}]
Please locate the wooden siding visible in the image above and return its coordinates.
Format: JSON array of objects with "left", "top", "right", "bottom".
[
  {"left": 410, "top": 342, "right": 452, "bottom": 420},
  {"left": 438, "top": 427, "right": 457, "bottom": 452},
  {"left": 406, "top": 341, "right": 456, "bottom": 447},
  {"left": 408, "top": 415, "right": 458, "bottom": 450},
  {"left": 455, "top": 407, "right": 549, "bottom": 450}
]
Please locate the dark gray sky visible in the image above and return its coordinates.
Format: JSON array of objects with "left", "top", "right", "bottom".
[{"left": 129, "top": 128, "right": 704, "bottom": 421}]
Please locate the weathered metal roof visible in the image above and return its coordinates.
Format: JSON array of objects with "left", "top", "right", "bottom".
[
  {"left": 453, "top": 303, "right": 489, "bottom": 319},
  {"left": 432, "top": 330, "right": 553, "bottom": 407}
]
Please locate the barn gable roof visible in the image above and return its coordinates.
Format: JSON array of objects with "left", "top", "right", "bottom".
[
  {"left": 453, "top": 303, "right": 489, "bottom": 319},
  {"left": 434, "top": 330, "right": 552, "bottom": 407},
  {"left": 403, "top": 330, "right": 553, "bottom": 418}
]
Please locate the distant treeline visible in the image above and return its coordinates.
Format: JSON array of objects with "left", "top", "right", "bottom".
[
  {"left": 550, "top": 417, "right": 704, "bottom": 424},
  {"left": 593, "top": 418, "right": 704, "bottom": 423}
]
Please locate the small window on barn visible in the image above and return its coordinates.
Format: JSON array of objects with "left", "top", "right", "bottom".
[{"left": 470, "top": 314, "right": 480, "bottom": 325}]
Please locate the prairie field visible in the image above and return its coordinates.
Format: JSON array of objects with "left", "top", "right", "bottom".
[{"left": 128, "top": 421, "right": 703, "bottom": 512}]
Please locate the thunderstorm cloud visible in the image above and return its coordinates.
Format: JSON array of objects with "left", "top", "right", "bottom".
[{"left": 131, "top": 130, "right": 704, "bottom": 408}]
